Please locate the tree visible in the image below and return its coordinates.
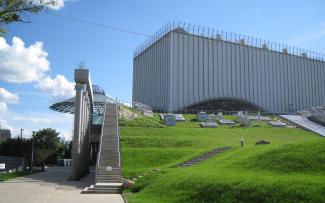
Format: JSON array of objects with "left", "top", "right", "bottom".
[
  {"left": 0, "top": 128, "right": 71, "bottom": 166},
  {"left": 0, "top": 0, "right": 55, "bottom": 36},
  {"left": 33, "top": 128, "right": 60, "bottom": 150},
  {"left": 33, "top": 128, "right": 61, "bottom": 165},
  {"left": 0, "top": 137, "right": 32, "bottom": 158}
]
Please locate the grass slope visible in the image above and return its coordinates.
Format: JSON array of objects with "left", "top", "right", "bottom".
[
  {"left": 242, "top": 141, "right": 325, "bottom": 173},
  {"left": 121, "top": 114, "right": 325, "bottom": 202}
]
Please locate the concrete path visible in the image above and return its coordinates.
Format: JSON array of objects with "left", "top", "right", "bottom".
[
  {"left": 178, "top": 147, "right": 232, "bottom": 167},
  {"left": 0, "top": 167, "right": 124, "bottom": 203},
  {"left": 281, "top": 115, "right": 325, "bottom": 137}
]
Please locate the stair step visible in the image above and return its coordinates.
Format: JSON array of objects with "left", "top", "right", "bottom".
[
  {"left": 82, "top": 188, "right": 122, "bottom": 194},
  {"left": 97, "top": 176, "right": 121, "bottom": 179},
  {"left": 97, "top": 174, "right": 121, "bottom": 177},
  {"left": 95, "top": 103, "right": 122, "bottom": 184},
  {"left": 97, "top": 179, "right": 122, "bottom": 182},
  {"left": 97, "top": 178, "right": 121, "bottom": 181},
  {"left": 178, "top": 147, "right": 232, "bottom": 168},
  {"left": 96, "top": 178, "right": 122, "bottom": 183},
  {"left": 82, "top": 182, "right": 123, "bottom": 194}
]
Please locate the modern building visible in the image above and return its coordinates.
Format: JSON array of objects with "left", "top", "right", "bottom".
[
  {"left": 0, "top": 129, "right": 11, "bottom": 142},
  {"left": 50, "top": 69, "right": 123, "bottom": 193},
  {"left": 50, "top": 84, "right": 110, "bottom": 163},
  {"left": 133, "top": 22, "right": 325, "bottom": 113}
]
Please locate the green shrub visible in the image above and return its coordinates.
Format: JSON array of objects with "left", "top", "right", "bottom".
[{"left": 119, "top": 117, "right": 164, "bottom": 128}]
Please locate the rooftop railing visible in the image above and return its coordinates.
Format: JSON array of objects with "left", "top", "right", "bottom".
[{"left": 134, "top": 21, "right": 325, "bottom": 62}]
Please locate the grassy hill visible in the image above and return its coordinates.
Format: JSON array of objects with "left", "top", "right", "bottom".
[{"left": 120, "top": 114, "right": 325, "bottom": 202}]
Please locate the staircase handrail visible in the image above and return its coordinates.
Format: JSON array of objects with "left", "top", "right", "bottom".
[
  {"left": 132, "top": 101, "right": 152, "bottom": 113},
  {"left": 116, "top": 100, "right": 121, "bottom": 168},
  {"left": 95, "top": 103, "right": 107, "bottom": 183}
]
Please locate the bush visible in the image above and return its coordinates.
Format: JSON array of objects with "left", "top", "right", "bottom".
[{"left": 119, "top": 117, "right": 164, "bottom": 128}]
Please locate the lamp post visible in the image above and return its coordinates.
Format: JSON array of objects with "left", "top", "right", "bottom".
[
  {"left": 20, "top": 128, "right": 24, "bottom": 139},
  {"left": 31, "top": 131, "right": 35, "bottom": 172},
  {"left": 240, "top": 136, "right": 244, "bottom": 148}
]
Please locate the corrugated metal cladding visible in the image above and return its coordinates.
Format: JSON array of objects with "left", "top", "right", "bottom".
[{"left": 133, "top": 30, "right": 325, "bottom": 113}]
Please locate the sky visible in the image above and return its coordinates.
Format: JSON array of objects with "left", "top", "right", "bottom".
[{"left": 0, "top": 0, "right": 324, "bottom": 140}]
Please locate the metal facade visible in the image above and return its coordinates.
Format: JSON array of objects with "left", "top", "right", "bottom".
[{"left": 133, "top": 25, "right": 325, "bottom": 113}]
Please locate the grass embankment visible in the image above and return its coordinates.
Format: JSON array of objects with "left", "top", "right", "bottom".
[{"left": 121, "top": 114, "right": 325, "bottom": 202}]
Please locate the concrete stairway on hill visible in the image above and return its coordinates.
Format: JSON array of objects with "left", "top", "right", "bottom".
[
  {"left": 178, "top": 147, "right": 232, "bottom": 167},
  {"left": 280, "top": 115, "right": 325, "bottom": 137},
  {"left": 82, "top": 103, "right": 123, "bottom": 194}
]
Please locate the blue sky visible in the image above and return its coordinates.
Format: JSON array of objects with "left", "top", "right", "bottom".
[{"left": 0, "top": 0, "right": 324, "bottom": 139}]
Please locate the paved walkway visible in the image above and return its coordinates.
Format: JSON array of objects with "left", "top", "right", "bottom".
[
  {"left": 281, "top": 115, "right": 325, "bottom": 137},
  {"left": 0, "top": 167, "right": 124, "bottom": 203},
  {"left": 178, "top": 147, "right": 232, "bottom": 167}
]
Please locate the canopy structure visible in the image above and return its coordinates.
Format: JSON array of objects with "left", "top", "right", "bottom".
[{"left": 50, "top": 85, "right": 114, "bottom": 115}]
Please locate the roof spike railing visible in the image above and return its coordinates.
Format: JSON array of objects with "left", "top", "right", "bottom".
[{"left": 134, "top": 21, "right": 325, "bottom": 61}]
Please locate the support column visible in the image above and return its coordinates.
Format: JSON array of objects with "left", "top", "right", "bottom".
[
  {"left": 70, "top": 68, "right": 94, "bottom": 180},
  {"left": 70, "top": 83, "right": 85, "bottom": 180}
]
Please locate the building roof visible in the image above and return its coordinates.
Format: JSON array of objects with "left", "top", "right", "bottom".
[
  {"left": 50, "top": 85, "right": 114, "bottom": 115},
  {"left": 134, "top": 21, "right": 325, "bottom": 61}
]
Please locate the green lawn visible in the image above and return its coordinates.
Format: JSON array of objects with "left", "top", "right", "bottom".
[{"left": 121, "top": 114, "right": 325, "bottom": 202}]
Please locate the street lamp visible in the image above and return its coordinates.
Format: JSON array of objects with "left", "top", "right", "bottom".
[
  {"left": 31, "top": 131, "right": 35, "bottom": 172},
  {"left": 20, "top": 128, "right": 24, "bottom": 139}
]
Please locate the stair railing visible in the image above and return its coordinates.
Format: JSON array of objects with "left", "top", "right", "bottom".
[
  {"left": 116, "top": 99, "right": 121, "bottom": 168},
  {"left": 95, "top": 103, "right": 107, "bottom": 183}
]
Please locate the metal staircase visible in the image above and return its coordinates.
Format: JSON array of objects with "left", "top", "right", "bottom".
[{"left": 83, "top": 103, "right": 123, "bottom": 194}]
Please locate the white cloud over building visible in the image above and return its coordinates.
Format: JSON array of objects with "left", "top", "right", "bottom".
[
  {"left": 0, "top": 88, "right": 19, "bottom": 104},
  {"left": 0, "top": 36, "right": 75, "bottom": 138},
  {"left": 0, "top": 37, "right": 50, "bottom": 83},
  {"left": 37, "top": 75, "right": 75, "bottom": 102},
  {"left": 0, "top": 88, "right": 19, "bottom": 113},
  {"left": 0, "top": 36, "right": 75, "bottom": 101}
]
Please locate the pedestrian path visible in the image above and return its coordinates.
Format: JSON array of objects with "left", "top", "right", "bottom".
[
  {"left": 178, "top": 147, "right": 232, "bottom": 167},
  {"left": 281, "top": 115, "right": 325, "bottom": 137},
  {"left": 0, "top": 167, "right": 124, "bottom": 203}
]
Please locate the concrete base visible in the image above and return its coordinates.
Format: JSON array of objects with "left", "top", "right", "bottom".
[
  {"left": 200, "top": 122, "right": 218, "bottom": 128},
  {"left": 269, "top": 121, "right": 287, "bottom": 127},
  {"left": 160, "top": 114, "right": 186, "bottom": 121},
  {"left": 218, "top": 119, "right": 236, "bottom": 125}
]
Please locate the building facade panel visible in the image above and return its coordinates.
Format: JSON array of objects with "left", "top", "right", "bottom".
[
  {"left": 133, "top": 33, "right": 171, "bottom": 111},
  {"left": 133, "top": 28, "right": 325, "bottom": 113}
]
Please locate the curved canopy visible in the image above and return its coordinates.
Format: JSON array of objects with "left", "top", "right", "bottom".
[
  {"left": 50, "top": 85, "right": 114, "bottom": 115},
  {"left": 178, "top": 98, "right": 263, "bottom": 112}
]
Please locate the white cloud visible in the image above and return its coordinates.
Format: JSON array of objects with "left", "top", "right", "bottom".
[
  {"left": 59, "top": 130, "right": 73, "bottom": 141},
  {"left": 0, "top": 102, "right": 7, "bottom": 113},
  {"left": 47, "top": 0, "right": 65, "bottom": 10},
  {"left": 0, "top": 88, "right": 19, "bottom": 113},
  {"left": 12, "top": 115, "right": 51, "bottom": 125},
  {"left": 0, "top": 37, "right": 75, "bottom": 101},
  {"left": 31, "top": 0, "right": 65, "bottom": 10},
  {"left": 0, "top": 119, "right": 13, "bottom": 132},
  {"left": 0, "top": 110, "right": 73, "bottom": 139},
  {"left": 37, "top": 75, "right": 75, "bottom": 102},
  {"left": 0, "top": 36, "right": 76, "bottom": 139},
  {"left": 0, "top": 37, "right": 50, "bottom": 83},
  {"left": 0, "top": 88, "right": 19, "bottom": 104}
]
